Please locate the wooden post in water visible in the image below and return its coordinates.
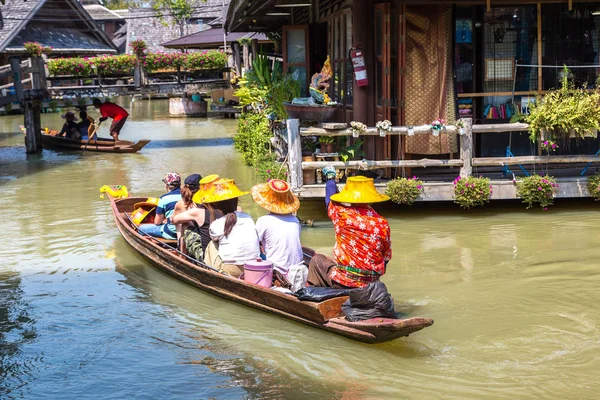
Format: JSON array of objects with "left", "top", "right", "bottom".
[
  {"left": 23, "top": 100, "right": 40, "bottom": 153},
  {"left": 459, "top": 118, "right": 473, "bottom": 178},
  {"left": 287, "top": 118, "right": 303, "bottom": 190}
]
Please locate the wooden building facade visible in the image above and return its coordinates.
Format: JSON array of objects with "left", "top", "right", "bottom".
[{"left": 226, "top": 0, "right": 600, "bottom": 166}]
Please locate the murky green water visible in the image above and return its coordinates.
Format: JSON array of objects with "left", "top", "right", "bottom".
[{"left": 1, "top": 99, "right": 600, "bottom": 399}]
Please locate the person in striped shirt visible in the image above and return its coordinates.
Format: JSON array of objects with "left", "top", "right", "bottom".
[{"left": 138, "top": 172, "right": 182, "bottom": 240}]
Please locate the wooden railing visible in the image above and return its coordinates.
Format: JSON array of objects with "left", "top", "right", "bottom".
[{"left": 285, "top": 118, "right": 600, "bottom": 190}]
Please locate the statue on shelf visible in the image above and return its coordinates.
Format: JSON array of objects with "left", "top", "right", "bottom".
[{"left": 309, "top": 56, "right": 334, "bottom": 105}]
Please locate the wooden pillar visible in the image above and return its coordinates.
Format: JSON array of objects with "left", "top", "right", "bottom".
[
  {"left": 286, "top": 119, "right": 303, "bottom": 190},
  {"left": 232, "top": 41, "right": 242, "bottom": 76},
  {"left": 537, "top": 2, "right": 543, "bottom": 157},
  {"left": 23, "top": 100, "right": 41, "bottom": 153},
  {"left": 352, "top": 0, "right": 371, "bottom": 157},
  {"left": 459, "top": 118, "right": 473, "bottom": 178},
  {"left": 251, "top": 39, "right": 259, "bottom": 60}
]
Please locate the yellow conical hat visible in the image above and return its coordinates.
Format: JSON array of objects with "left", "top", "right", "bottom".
[
  {"left": 194, "top": 178, "right": 249, "bottom": 204},
  {"left": 330, "top": 176, "right": 389, "bottom": 204},
  {"left": 192, "top": 174, "right": 220, "bottom": 204},
  {"left": 251, "top": 179, "right": 300, "bottom": 214}
]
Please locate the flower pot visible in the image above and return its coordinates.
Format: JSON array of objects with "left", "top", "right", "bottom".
[
  {"left": 379, "top": 129, "right": 387, "bottom": 137},
  {"left": 302, "top": 155, "right": 316, "bottom": 184},
  {"left": 325, "top": 143, "right": 334, "bottom": 154},
  {"left": 352, "top": 130, "right": 360, "bottom": 138},
  {"left": 459, "top": 128, "right": 466, "bottom": 135},
  {"left": 432, "top": 128, "right": 441, "bottom": 137}
]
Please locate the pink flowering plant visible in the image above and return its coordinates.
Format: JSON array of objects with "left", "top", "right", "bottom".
[
  {"left": 541, "top": 140, "right": 558, "bottom": 154},
  {"left": 515, "top": 174, "right": 558, "bottom": 209},
  {"left": 431, "top": 118, "right": 445, "bottom": 131},
  {"left": 385, "top": 176, "right": 423, "bottom": 205},
  {"left": 586, "top": 174, "right": 600, "bottom": 200},
  {"left": 23, "top": 42, "right": 51, "bottom": 57},
  {"left": 453, "top": 176, "right": 492, "bottom": 209},
  {"left": 130, "top": 39, "right": 148, "bottom": 57}
]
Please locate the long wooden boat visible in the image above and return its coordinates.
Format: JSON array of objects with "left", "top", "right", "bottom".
[
  {"left": 41, "top": 132, "right": 150, "bottom": 153},
  {"left": 108, "top": 195, "right": 434, "bottom": 343}
]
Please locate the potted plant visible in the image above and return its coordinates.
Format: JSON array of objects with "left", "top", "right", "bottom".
[
  {"left": 431, "top": 118, "right": 445, "bottom": 137},
  {"left": 385, "top": 176, "right": 423, "bottom": 205},
  {"left": 350, "top": 121, "right": 367, "bottom": 138},
  {"left": 453, "top": 176, "right": 492, "bottom": 209},
  {"left": 318, "top": 136, "right": 336, "bottom": 154},
  {"left": 376, "top": 120, "right": 392, "bottom": 137},
  {"left": 515, "top": 174, "right": 558, "bottom": 210}
]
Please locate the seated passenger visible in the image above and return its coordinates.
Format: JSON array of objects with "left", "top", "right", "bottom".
[
  {"left": 201, "top": 178, "right": 260, "bottom": 277},
  {"left": 77, "top": 110, "right": 95, "bottom": 140},
  {"left": 173, "top": 173, "right": 202, "bottom": 241},
  {"left": 173, "top": 174, "right": 222, "bottom": 261},
  {"left": 138, "top": 172, "right": 182, "bottom": 240},
  {"left": 251, "top": 179, "right": 307, "bottom": 291},
  {"left": 307, "top": 176, "right": 392, "bottom": 288},
  {"left": 58, "top": 111, "right": 80, "bottom": 139}
]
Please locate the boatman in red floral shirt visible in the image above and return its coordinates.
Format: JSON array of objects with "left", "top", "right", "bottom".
[
  {"left": 307, "top": 175, "right": 392, "bottom": 288},
  {"left": 93, "top": 98, "right": 129, "bottom": 141}
]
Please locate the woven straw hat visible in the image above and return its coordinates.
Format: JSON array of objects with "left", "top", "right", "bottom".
[
  {"left": 330, "top": 176, "right": 390, "bottom": 204},
  {"left": 251, "top": 179, "right": 300, "bottom": 214},
  {"left": 195, "top": 178, "right": 249, "bottom": 204},
  {"left": 192, "top": 174, "right": 220, "bottom": 204},
  {"left": 133, "top": 197, "right": 159, "bottom": 210}
]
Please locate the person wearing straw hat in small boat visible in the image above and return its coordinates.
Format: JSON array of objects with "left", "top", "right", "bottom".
[
  {"left": 138, "top": 172, "right": 182, "bottom": 240},
  {"left": 307, "top": 176, "right": 392, "bottom": 289},
  {"left": 57, "top": 111, "right": 81, "bottom": 139},
  {"left": 201, "top": 178, "right": 260, "bottom": 277},
  {"left": 173, "top": 174, "right": 221, "bottom": 261},
  {"left": 252, "top": 179, "right": 307, "bottom": 291}
]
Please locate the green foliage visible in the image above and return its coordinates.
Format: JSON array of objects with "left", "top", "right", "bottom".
[
  {"left": 515, "top": 174, "right": 558, "bottom": 209},
  {"left": 386, "top": 177, "right": 423, "bottom": 206},
  {"left": 152, "top": 0, "right": 197, "bottom": 30},
  {"left": 129, "top": 39, "right": 147, "bottom": 56},
  {"left": 47, "top": 51, "right": 225, "bottom": 77},
  {"left": 234, "top": 111, "right": 272, "bottom": 166},
  {"left": 526, "top": 66, "right": 600, "bottom": 143},
  {"left": 103, "top": 0, "right": 141, "bottom": 10},
  {"left": 339, "top": 139, "right": 365, "bottom": 162},
  {"left": 255, "top": 153, "right": 288, "bottom": 182},
  {"left": 63, "top": 99, "right": 73, "bottom": 107},
  {"left": 77, "top": 98, "right": 87, "bottom": 107},
  {"left": 318, "top": 136, "right": 335, "bottom": 144},
  {"left": 47, "top": 100, "right": 58, "bottom": 112},
  {"left": 268, "top": 74, "right": 300, "bottom": 119},
  {"left": 586, "top": 174, "right": 600, "bottom": 200},
  {"left": 453, "top": 176, "right": 492, "bottom": 209},
  {"left": 24, "top": 42, "right": 51, "bottom": 57},
  {"left": 238, "top": 38, "right": 252, "bottom": 47}
]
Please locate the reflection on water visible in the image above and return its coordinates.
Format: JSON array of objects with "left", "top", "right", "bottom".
[{"left": 1, "top": 99, "right": 600, "bottom": 398}]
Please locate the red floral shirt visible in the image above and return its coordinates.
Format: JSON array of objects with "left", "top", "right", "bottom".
[{"left": 328, "top": 202, "right": 392, "bottom": 288}]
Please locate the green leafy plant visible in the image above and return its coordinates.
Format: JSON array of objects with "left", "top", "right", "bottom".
[
  {"left": 453, "top": 176, "right": 492, "bottom": 209},
  {"left": 515, "top": 174, "right": 558, "bottom": 210},
  {"left": 129, "top": 39, "right": 147, "bottom": 56},
  {"left": 318, "top": 136, "right": 335, "bottom": 144},
  {"left": 255, "top": 153, "right": 288, "bottom": 182},
  {"left": 586, "top": 174, "right": 600, "bottom": 200},
  {"left": 23, "top": 42, "right": 51, "bottom": 57},
  {"left": 386, "top": 177, "right": 423, "bottom": 205},
  {"left": 234, "top": 111, "right": 272, "bottom": 166},
  {"left": 339, "top": 139, "right": 365, "bottom": 162},
  {"left": 526, "top": 66, "right": 600, "bottom": 145},
  {"left": 47, "top": 100, "right": 58, "bottom": 112}
]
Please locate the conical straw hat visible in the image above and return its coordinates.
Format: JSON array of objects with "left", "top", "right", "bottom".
[
  {"left": 330, "top": 176, "right": 390, "bottom": 204},
  {"left": 194, "top": 178, "right": 249, "bottom": 204},
  {"left": 251, "top": 179, "right": 300, "bottom": 214},
  {"left": 192, "top": 174, "right": 220, "bottom": 204}
]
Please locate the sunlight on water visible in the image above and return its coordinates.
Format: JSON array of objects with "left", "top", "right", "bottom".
[{"left": 2, "top": 98, "right": 600, "bottom": 398}]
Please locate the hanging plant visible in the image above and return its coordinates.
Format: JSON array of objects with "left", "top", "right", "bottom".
[
  {"left": 386, "top": 177, "right": 423, "bottom": 206},
  {"left": 453, "top": 176, "right": 492, "bottom": 209},
  {"left": 350, "top": 121, "right": 367, "bottom": 138},
  {"left": 526, "top": 66, "right": 600, "bottom": 146},
  {"left": 375, "top": 120, "right": 392, "bottom": 137},
  {"left": 430, "top": 118, "right": 445, "bottom": 137},
  {"left": 455, "top": 120, "right": 466, "bottom": 135},
  {"left": 23, "top": 42, "right": 51, "bottom": 57},
  {"left": 130, "top": 39, "right": 148, "bottom": 57},
  {"left": 515, "top": 174, "right": 558, "bottom": 210},
  {"left": 586, "top": 174, "right": 600, "bottom": 200}
]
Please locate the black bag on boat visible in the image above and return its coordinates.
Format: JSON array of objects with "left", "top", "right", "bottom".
[
  {"left": 341, "top": 281, "right": 397, "bottom": 322},
  {"left": 294, "top": 286, "right": 355, "bottom": 302}
]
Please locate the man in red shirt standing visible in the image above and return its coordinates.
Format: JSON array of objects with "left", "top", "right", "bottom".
[{"left": 92, "top": 98, "right": 129, "bottom": 141}]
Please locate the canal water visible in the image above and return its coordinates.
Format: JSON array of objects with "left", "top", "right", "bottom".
[{"left": 1, "top": 99, "right": 599, "bottom": 399}]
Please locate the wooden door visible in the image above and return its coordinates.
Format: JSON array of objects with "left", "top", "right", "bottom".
[{"left": 374, "top": 3, "right": 392, "bottom": 176}]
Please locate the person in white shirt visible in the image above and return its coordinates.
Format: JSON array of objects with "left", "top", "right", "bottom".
[
  {"left": 251, "top": 179, "right": 307, "bottom": 291},
  {"left": 202, "top": 178, "right": 259, "bottom": 277}
]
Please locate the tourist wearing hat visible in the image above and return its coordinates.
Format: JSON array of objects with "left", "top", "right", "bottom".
[
  {"left": 58, "top": 111, "right": 80, "bottom": 139},
  {"left": 138, "top": 172, "right": 182, "bottom": 240},
  {"left": 252, "top": 179, "right": 307, "bottom": 291},
  {"left": 172, "top": 174, "right": 222, "bottom": 261},
  {"left": 201, "top": 178, "right": 260, "bottom": 277},
  {"left": 307, "top": 176, "right": 392, "bottom": 289}
]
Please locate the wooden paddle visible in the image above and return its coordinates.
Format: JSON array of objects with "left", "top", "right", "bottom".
[{"left": 82, "top": 121, "right": 101, "bottom": 152}]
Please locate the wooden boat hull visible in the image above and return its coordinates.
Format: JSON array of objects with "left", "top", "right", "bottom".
[
  {"left": 41, "top": 133, "right": 150, "bottom": 153},
  {"left": 108, "top": 196, "right": 433, "bottom": 343}
]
